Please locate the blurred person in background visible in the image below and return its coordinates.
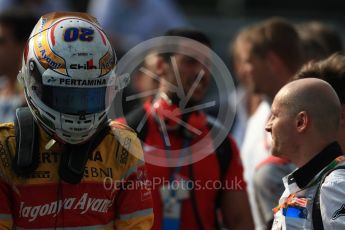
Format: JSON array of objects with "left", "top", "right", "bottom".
[
  {"left": 228, "top": 25, "right": 265, "bottom": 150},
  {"left": 87, "top": 0, "right": 188, "bottom": 57},
  {"left": 132, "top": 53, "right": 160, "bottom": 101},
  {"left": 296, "top": 21, "right": 344, "bottom": 62},
  {"left": 236, "top": 17, "right": 303, "bottom": 230},
  {"left": 0, "top": 8, "right": 37, "bottom": 122},
  {"left": 121, "top": 52, "right": 160, "bottom": 115},
  {"left": 117, "top": 28, "right": 254, "bottom": 230}
]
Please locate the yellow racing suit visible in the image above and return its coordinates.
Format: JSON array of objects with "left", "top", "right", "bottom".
[{"left": 0, "top": 121, "right": 153, "bottom": 229}]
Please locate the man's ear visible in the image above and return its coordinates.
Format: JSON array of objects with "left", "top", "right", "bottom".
[
  {"left": 266, "top": 52, "right": 285, "bottom": 73},
  {"left": 296, "top": 111, "right": 308, "bottom": 133}
]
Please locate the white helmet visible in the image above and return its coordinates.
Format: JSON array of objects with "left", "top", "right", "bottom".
[{"left": 18, "top": 12, "right": 121, "bottom": 144}]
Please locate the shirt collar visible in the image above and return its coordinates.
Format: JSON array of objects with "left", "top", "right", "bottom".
[{"left": 287, "top": 141, "right": 343, "bottom": 189}]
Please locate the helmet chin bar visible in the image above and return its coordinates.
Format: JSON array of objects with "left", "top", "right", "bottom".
[
  {"left": 58, "top": 113, "right": 105, "bottom": 145},
  {"left": 26, "top": 87, "right": 107, "bottom": 145}
]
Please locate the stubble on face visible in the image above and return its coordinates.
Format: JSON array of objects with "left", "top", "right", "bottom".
[
  {"left": 268, "top": 95, "right": 297, "bottom": 158},
  {"left": 166, "top": 53, "right": 211, "bottom": 106}
]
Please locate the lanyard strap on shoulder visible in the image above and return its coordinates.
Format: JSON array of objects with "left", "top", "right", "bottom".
[{"left": 312, "top": 164, "right": 345, "bottom": 230}]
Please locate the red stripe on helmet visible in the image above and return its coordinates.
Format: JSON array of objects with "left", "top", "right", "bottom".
[
  {"left": 97, "top": 29, "right": 107, "bottom": 46},
  {"left": 50, "top": 22, "right": 58, "bottom": 46}
]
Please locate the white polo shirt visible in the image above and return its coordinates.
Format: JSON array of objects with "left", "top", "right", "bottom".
[{"left": 272, "top": 142, "right": 345, "bottom": 230}]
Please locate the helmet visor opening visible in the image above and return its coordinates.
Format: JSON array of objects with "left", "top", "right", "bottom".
[{"left": 41, "top": 85, "right": 106, "bottom": 115}]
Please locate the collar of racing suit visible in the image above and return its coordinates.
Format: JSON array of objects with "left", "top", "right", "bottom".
[{"left": 287, "top": 141, "right": 343, "bottom": 189}]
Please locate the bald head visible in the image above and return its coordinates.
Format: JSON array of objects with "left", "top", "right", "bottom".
[{"left": 276, "top": 78, "right": 341, "bottom": 135}]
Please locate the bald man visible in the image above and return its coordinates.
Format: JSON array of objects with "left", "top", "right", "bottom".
[
  {"left": 266, "top": 78, "right": 345, "bottom": 230},
  {"left": 293, "top": 54, "right": 345, "bottom": 152}
]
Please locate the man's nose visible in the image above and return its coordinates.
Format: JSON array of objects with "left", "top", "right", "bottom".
[
  {"left": 265, "top": 119, "right": 272, "bottom": 133},
  {"left": 265, "top": 125, "right": 272, "bottom": 133}
]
